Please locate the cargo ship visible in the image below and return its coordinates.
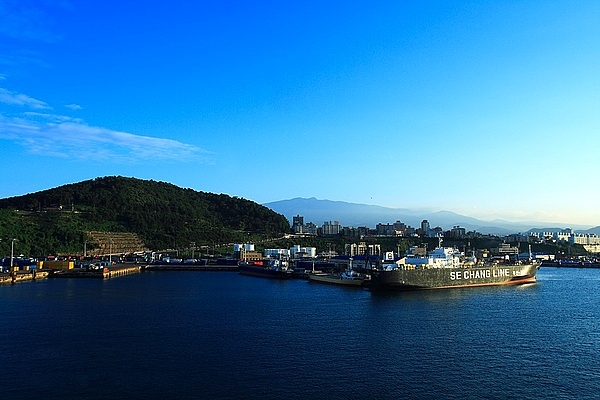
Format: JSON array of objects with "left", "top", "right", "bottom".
[
  {"left": 364, "top": 243, "right": 540, "bottom": 291},
  {"left": 238, "top": 258, "right": 293, "bottom": 279}
]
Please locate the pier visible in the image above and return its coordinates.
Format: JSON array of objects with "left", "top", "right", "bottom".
[
  {"left": 49, "top": 264, "right": 142, "bottom": 279},
  {"left": 1, "top": 263, "right": 239, "bottom": 285},
  {"left": 143, "top": 264, "right": 239, "bottom": 272},
  {"left": 104, "top": 264, "right": 142, "bottom": 278},
  {"left": 0, "top": 270, "right": 50, "bottom": 285}
]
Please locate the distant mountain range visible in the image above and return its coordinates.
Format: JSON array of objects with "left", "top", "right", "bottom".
[{"left": 264, "top": 197, "right": 600, "bottom": 236}]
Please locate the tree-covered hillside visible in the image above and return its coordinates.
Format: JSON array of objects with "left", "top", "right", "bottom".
[{"left": 0, "top": 176, "right": 290, "bottom": 256}]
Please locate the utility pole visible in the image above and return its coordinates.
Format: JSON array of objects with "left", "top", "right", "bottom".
[{"left": 10, "top": 238, "right": 17, "bottom": 269}]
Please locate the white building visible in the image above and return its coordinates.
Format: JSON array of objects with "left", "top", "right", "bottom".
[
  {"left": 234, "top": 243, "right": 255, "bottom": 252},
  {"left": 264, "top": 248, "right": 290, "bottom": 258},
  {"left": 570, "top": 233, "right": 600, "bottom": 245},
  {"left": 290, "top": 245, "right": 317, "bottom": 258}
]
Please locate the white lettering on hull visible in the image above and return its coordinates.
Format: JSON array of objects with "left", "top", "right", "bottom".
[{"left": 450, "top": 268, "right": 511, "bottom": 281}]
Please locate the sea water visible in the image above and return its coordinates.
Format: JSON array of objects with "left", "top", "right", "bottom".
[{"left": 1, "top": 267, "right": 599, "bottom": 399}]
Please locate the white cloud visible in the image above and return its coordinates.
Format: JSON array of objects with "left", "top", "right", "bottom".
[
  {"left": 0, "top": 87, "right": 51, "bottom": 109},
  {"left": 0, "top": 113, "right": 212, "bottom": 163},
  {"left": 23, "top": 112, "right": 83, "bottom": 124},
  {"left": 0, "top": 87, "right": 211, "bottom": 163},
  {"left": 65, "top": 103, "right": 82, "bottom": 110}
]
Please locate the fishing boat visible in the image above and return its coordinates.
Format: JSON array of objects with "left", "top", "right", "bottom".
[{"left": 308, "top": 268, "right": 365, "bottom": 287}]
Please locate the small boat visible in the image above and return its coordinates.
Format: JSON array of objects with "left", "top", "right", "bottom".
[{"left": 308, "top": 268, "right": 365, "bottom": 287}]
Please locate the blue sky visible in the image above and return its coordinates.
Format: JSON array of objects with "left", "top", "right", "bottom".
[{"left": 1, "top": 1, "right": 599, "bottom": 226}]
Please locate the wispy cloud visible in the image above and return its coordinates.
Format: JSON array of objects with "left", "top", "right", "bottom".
[
  {"left": 65, "top": 103, "right": 82, "bottom": 110},
  {"left": 0, "top": 2, "right": 64, "bottom": 43},
  {"left": 23, "top": 111, "right": 83, "bottom": 124},
  {"left": 0, "top": 88, "right": 212, "bottom": 163},
  {"left": 0, "top": 87, "right": 51, "bottom": 109},
  {"left": 0, "top": 113, "right": 212, "bottom": 162}
]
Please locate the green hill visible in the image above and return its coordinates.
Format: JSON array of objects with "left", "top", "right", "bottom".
[{"left": 0, "top": 176, "right": 290, "bottom": 257}]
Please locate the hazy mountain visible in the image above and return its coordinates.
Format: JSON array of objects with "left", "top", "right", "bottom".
[
  {"left": 264, "top": 197, "right": 591, "bottom": 235},
  {"left": 583, "top": 226, "right": 600, "bottom": 235}
]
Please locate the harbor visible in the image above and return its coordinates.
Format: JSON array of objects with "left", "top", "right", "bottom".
[
  {"left": 2, "top": 237, "right": 597, "bottom": 288},
  {"left": 143, "top": 264, "right": 239, "bottom": 272},
  {"left": 0, "top": 263, "right": 243, "bottom": 285},
  {"left": 1, "top": 264, "right": 143, "bottom": 284}
]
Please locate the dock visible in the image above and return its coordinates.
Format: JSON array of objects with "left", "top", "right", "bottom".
[
  {"left": 48, "top": 264, "right": 142, "bottom": 279},
  {"left": 143, "top": 264, "right": 239, "bottom": 272},
  {"left": 1, "top": 263, "right": 239, "bottom": 285},
  {"left": 0, "top": 270, "right": 50, "bottom": 285}
]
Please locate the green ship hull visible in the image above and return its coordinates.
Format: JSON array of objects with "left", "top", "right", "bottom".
[{"left": 366, "top": 262, "right": 539, "bottom": 291}]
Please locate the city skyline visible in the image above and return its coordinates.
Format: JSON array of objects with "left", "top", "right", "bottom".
[{"left": 1, "top": 1, "right": 599, "bottom": 226}]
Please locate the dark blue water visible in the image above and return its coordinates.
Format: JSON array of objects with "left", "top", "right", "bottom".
[{"left": 1, "top": 268, "right": 599, "bottom": 399}]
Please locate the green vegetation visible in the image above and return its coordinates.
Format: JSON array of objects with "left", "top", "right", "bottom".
[{"left": 0, "top": 176, "right": 290, "bottom": 257}]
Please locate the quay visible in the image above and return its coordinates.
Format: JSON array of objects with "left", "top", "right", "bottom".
[
  {"left": 144, "top": 264, "right": 239, "bottom": 272},
  {"left": 541, "top": 260, "right": 600, "bottom": 268},
  {"left": 49, "top": 264, "right": 142, "bottom": 279},
  {"left": 1, "top": 263, "right": 239, "bottom": 285}
]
